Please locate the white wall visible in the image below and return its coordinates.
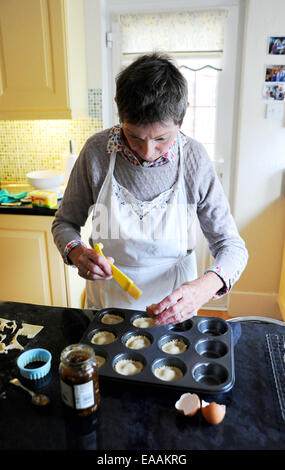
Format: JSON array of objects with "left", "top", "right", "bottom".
[{"left": 229, "top": 0, "right": 285, "bottom": 318}]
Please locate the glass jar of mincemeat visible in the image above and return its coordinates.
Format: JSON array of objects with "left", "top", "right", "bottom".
[{"left": 59, "top": 344, "right": 100, "bottom": 417}]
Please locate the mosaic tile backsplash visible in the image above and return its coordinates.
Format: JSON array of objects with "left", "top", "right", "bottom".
[{"left": 0, "top": 89, "right": 103, "bottom": 183}]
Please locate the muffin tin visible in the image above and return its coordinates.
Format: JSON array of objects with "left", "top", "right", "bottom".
[{"left": 80, "top": 308, "right": 235, "bottom": 394}]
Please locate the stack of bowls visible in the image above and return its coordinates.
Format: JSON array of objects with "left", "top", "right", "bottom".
[{"left": 26, "top": 170, "right": 64, "bottom": 193}]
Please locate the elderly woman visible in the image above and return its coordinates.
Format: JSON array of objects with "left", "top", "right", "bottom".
[{"left": 52, "top": 53, "right": 248, "bottom": 326}]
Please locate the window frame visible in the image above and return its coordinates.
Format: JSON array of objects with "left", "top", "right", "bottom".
[{"left": 105, "top": 0, "right": 243, "bottom": 202}]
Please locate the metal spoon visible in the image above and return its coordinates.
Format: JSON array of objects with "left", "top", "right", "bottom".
[{"left": 10, "top": 378, "right": 50, "bottom": 406}]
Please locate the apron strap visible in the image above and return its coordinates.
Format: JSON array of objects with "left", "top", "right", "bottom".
[
  {"left": 109, "top": 150, "right": 117, "bottom": 173},
  {"left": 177, "top": 132, "right": 185, "bottom": 188}
]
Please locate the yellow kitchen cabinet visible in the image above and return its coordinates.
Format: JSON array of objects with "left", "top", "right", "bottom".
[
  {"left": 0, "top": 213, "right": 92, "bottom": 308},
  {"left": 0, "top": 0, "right": 87, "bottom": 119},
  {"left": 278, "top": 240, "right": 285, "bottom": 321},
  {"left": 0, "top": 214, "right": 67, "bottom": 306}
]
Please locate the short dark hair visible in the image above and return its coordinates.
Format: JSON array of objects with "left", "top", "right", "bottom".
[{"left": 115, "top": 53, "right": 188, "bottom": 126}]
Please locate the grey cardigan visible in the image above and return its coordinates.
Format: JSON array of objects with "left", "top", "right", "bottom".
[{"left": 52, "top": 128, "right": 248, "bottom": 296}]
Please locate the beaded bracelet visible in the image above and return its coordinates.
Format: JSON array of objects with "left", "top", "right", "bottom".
[{"left": 63, "top": 240, "right": 87, "bottom": 266}]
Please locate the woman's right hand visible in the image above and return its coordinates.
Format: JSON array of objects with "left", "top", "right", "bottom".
[{"left": 68, "top": 244, "right": 114, "bottom": 280}]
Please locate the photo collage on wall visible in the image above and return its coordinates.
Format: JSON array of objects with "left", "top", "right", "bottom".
[{"left": 263, "top": 37, "right": 285, "bottom": 101}]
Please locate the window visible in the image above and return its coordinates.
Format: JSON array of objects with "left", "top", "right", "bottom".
[{"left": 178, "top": 56, "right": 221, "bottom": 159}]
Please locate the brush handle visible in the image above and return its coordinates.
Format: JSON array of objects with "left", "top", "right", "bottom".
[
  {"left": 94, "top": 243, "right": 142, "bottom": 299},
  {"left": 94, "top": 243, "right": 130, "bottom": 284}
]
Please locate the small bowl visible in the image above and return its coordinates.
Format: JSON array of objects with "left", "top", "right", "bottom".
[{"left": 26, "top": 170, "right": 64, "bottom": 191}]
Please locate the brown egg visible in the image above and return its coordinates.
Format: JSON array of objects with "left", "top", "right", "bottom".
[
  {"left": 201, "top": 401, "right": 226, "bottom": 425},
  {"left": 175, "top": 393, "right": 201, "bottom": 416}
]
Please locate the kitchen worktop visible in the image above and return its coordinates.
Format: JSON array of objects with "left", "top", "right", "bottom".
[
  {"left": 0, "top": 204, "right": 59, "bottom": 217},
  {"left": 0, "top": 183, "right": 60, "bottom": 215},
  {"left": 1, "top": 301, "right": 285, "bottom": 457},
  {"left": 0, "top": 202, "right": 58, "bottom": 215}
]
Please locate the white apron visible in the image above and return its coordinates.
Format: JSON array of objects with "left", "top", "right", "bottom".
[{"left": 86, "top": 136, "right": 197, "bottom": 310}]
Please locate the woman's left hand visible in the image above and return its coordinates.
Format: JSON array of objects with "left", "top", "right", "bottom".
[{"left": 146, "top": 272, "right": 224, "bottom": 325}]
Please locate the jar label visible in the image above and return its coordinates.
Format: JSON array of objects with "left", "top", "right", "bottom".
[
  {"left": 60, "top": 379, "right": 95, "bottom": 410},
  {"left": 60, "top": 379, "right": 74, "bottom": 408},
  {"left": 74, "top": 381, "right": 95, "bottom": 409}
]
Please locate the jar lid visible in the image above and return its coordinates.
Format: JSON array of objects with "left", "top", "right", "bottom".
[
  {"left": 17, "top": 348, "right": 52, "bottom": 380},
  {"left": 60, "top": 343, "right": 95, "bottom": 366}
]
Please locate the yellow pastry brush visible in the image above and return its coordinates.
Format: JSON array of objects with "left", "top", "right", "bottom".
[{"left": 94, "top": 243, "right": 142, "bottom": 300}]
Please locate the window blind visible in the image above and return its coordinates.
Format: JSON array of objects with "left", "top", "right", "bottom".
[{"left": 120, "top": 9, "right": 228, "bottom": 54}]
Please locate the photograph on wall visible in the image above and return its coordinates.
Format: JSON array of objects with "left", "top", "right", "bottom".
[
  {"left": 268, "top": 37, "right": 285, "bottom": 54},
  {"left": 263, "top": 83, "right": 285, "bottom": 101},
  {"left": 265, "top": 65, "right": 285, "bottom": 82}
]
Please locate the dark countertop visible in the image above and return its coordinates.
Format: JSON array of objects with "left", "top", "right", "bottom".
[
  {"left": 0, "top": 204, "right": 57, "bottom": 215},
  {"left": 0, "top": 183, "right": 61, "bottom": 215},
  {"left": 1, "top": 301, "right": 285, "bottom": 457},
  {"left": 0, "top": 202, "right": 57, "bottom": 215}
]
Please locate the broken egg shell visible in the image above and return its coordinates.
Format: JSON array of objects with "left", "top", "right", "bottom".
[
  {"left": 201, "top": 401, "right": 226, "bottom": 425},
  {"left": 175, "top": 393, "right": 201, "bottom": 416}
]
